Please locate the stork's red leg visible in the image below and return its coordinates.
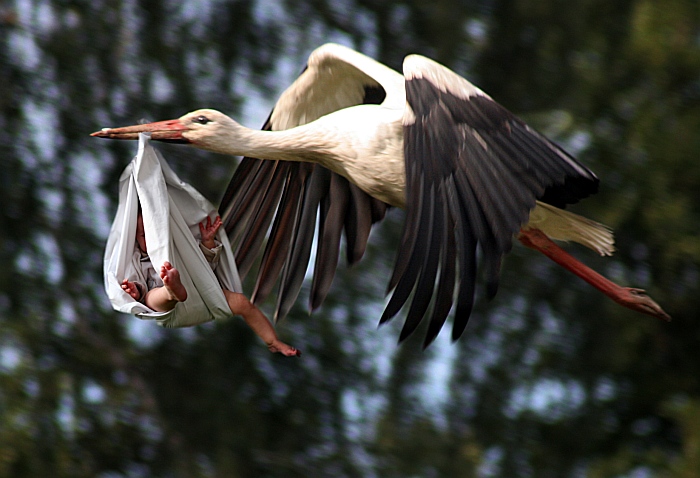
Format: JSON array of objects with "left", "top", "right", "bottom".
[{"left": 518, "top": 228, "right": 670, "bottom": 322}]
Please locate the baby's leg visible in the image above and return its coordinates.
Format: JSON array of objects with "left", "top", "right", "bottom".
[
  {"left": 144, "top": 262, "right": 188, "bottom": 312},
  {"left": 223, "top": 289, "right": 300, "bottom": 357}
]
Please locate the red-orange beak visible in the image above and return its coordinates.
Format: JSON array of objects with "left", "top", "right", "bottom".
[{"left": 91, "top": 119, "right": 191, "bottom": 143}]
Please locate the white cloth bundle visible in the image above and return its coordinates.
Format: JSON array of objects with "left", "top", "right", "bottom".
[{"left": 104, "top": 134, "right": 242, "bottom": 327}]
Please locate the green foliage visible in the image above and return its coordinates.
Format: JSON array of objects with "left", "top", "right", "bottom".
[{"left": 1, "top": 0, "right": 699, "bottom": 476}]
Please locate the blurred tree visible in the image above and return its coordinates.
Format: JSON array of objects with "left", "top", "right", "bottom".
[{"left": 1, "top": 0, "right": 699, "bottom": 477}]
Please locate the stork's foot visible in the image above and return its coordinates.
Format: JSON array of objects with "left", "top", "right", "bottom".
[
  {"left": 518, "top": 228, "right": 671, "bottom": 322},
  {"left": 614, "top": 288, "right": 671, "bottom": 322}
]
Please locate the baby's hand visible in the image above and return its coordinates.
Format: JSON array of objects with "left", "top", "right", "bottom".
[
  {"left": 121, "top": 279, "right": 141, "bottom": 301},
  {"left": 199, "top": 215, "right": 222, "bottom": 249}
]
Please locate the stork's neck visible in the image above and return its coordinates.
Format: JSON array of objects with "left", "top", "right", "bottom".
[
  {"left": 194, "top": 110, "right": 407, "bottom": 208},
  {"left": 198, "top": 121, "right": 332, "bottom": 165}
]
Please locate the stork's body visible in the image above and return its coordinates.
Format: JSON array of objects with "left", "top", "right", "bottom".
[{"left": 94, "top": 43, "right": 669, "bottom": 346}]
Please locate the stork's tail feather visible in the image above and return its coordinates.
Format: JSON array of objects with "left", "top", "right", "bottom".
[{"left": 526, "top": 202, "right": 615, "bottom": 256}]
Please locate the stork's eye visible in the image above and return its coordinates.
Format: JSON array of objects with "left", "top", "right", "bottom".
[{"left": 193, "top": 115, "right": 210, "bottom": 125}]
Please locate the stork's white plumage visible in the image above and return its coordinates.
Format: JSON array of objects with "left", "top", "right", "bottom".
[{"left": 93, "top": 43, "right": 669, "bottom": 346}]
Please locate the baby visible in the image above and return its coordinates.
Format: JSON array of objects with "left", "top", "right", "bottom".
[{"left": 121, "top": 210, "right": 300, "bottom": 357}]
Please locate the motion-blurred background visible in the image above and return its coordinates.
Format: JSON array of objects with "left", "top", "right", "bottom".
[{"left": 1, "top": 1, "right": 699, "bottom": 476}]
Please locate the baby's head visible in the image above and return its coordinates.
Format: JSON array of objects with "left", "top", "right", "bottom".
[{"left": 136, "top": 204, "right": 147, "bottom": 253}]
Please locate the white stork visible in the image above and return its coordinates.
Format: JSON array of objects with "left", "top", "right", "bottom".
[{"left": 93, "top": 43, "right": 669, "bottom": 347}]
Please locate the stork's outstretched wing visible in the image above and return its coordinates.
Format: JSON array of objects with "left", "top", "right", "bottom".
[
  {"left": 381, "top": 55, "right": 600, "bottom": 347},
  {"left": 218, "top": 44, "right": 402, "bottom": 321}
]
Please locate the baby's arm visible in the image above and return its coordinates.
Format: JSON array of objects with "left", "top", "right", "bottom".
[
  {"left": 199, "top": 215, "right": 222, "bottom": 250},
  {"left": 199, "top": 216, "right": 223, "bottom": 269}
]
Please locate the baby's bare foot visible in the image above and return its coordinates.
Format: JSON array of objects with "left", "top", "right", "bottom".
[
  {"left": 160, "top": 261, "right": 188, "bottom": 303},
  {"left": 267, "top": 339, "right": 301, "bottom": 357},
  {"left": 121, "top": 279, "right": 140, "bottom": 300}
]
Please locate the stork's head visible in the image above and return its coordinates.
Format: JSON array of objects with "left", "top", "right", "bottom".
[{"left": 91, "top": 109, "right": 238, "bottom": 150}]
